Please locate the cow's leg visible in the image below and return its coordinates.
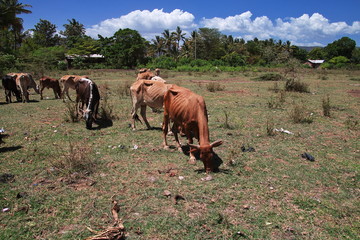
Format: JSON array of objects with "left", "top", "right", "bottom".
[
  {"left": 140, "top": 105, "right": 151, "bottom": 129},
  {"left": 52, "top": 88, "right": 58, "bottom": 99},
  {"left": 187, "top": 137, "right": 196, "bottom": 164},
  {"left": 171, "top": 123, "right": 182, "bottom": 152},
  {"left": 130, "top": 104, "right": 139, "bottom": 130},
  {"left": 40, "top": 86, "right": 45, "bottom": 100},
  {"left": 162, "top": 112, "right": 170, "bottom": 150},
  {"left": 5, "top": 90, "right": 10, "bottom": 103}
]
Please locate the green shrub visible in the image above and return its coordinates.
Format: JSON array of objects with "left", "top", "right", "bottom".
[
  {"left": 285, "top": 79, "right": 310, "bottom": 93},
  {"left": 253, "top": 73, "right": 285, "bottom": 81},
  {"left": 57, "top": 61, "right": 68, "bottom": 70},
  {"left": 289, "top": 103, "right": 313, "bottom": 123},
  {"left": 322, "top": 95, "right": 331, "bottom": 117},
  {"left": 206, "top": 82, "right": 225, "bottom": 92}
]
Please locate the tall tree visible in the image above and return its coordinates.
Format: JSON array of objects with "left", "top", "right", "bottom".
[
  {"left": 33, "top": 19, "right": 60, "bottom": 47},
  {"left": 99, "top": 28, "right": 147, "bottom": 68},
  {"left": 60, "top": 18, "right": 85, "bottom": 48},
  {"left": 324, "top": 37, "right": 356, "bottom": 60},
  {"left": 0, "top": 0, "right": 32, "bottom": 52},
  {"left": 172, "top": 26, "right": 186, "bottom": 54}
]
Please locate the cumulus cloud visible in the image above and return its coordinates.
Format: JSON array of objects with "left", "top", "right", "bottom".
[
  {"left": 201, "top": 11, "right": 360, "bottom": 45},
  {"left": 86, "top": 9, "right": 359, "bottom": 45},
  {"left": 86, "top": 9, "right": 196, "bottom": 39}
]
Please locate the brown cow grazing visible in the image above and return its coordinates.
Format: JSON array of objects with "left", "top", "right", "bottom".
[
  {"left": 130, "top": 80, "right": 173, "bottom": 130},
  {"left": 60, "top": 75, "right": 89, "bottom": 102},
  {"left": 39, "top": 76, "right": 62, "bottom": 100},
  {"left": 8, "top": 73, "right": 40, "bottom": 102},
  {"left": 75, "top": 78, "right": 100, "bottom": 129},
  {"left": 136, "top": 68, "right": 161, "bottom": 80},
  {"left": 162, "top": 85, "right": 223, "bottom": 173},
  {"left": 2, "top": 75, "right": 21, "bottom": 103}
]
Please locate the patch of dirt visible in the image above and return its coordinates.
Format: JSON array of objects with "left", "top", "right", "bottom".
[
  {"left": 190, "top": 77, "right": 250, "bottom": 83},
  {"left": 223, "top": 90, "right": 250, "bottom": 95},
  {"left": 347, "top": 89, "right": 360, "bottom": 97}
]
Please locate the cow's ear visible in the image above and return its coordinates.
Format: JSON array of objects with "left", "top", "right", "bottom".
[
  {"left": 211, "top": 140, "right": 223, "bottom": 148},
  {"left": 188, "top": 143, "right": 200, "bottom": 150}
]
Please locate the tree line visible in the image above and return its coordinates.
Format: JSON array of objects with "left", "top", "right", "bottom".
[{"left": 1, "top": 0, "right": 359, "bottom": 74}]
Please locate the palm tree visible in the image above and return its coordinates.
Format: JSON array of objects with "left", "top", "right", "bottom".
[
  {"left": 0, "top": 0, "right": 32, "bottom": 50},
  {"left": 172, "top": 26, "right": 186, "bottom": 53},
  {"left": 152, "top": 35, "right": 165, "bottom": 57},
  {"left": 162, "top": 29, "right": 175, "bottom": 56}
]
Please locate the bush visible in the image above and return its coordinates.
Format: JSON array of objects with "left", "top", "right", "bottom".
[
  {"left": 322, "top": 95, "right": 331, "bottom": 117},
  {"left": 57, "top": 61, "right": 68, "bottom": 70},
  {"left": 206, "top": 82, "right": 225, "bottom": 92},
  {"left": 289, "top": 103, "right": 313, "bottom": 124},
  {"left": 254, "top": 73, "right": 285, "bottom": 81},
  {"left": 285, "top": 79, "right": 310, "bottom": 93}
]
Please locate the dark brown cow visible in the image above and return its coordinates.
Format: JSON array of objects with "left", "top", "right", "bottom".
[
  {"left": 39, "top": 76, "right": 62, "bottom": 100},
  {"left": 75, "top": 78, "right": 100, "bottom": 129},
  {"left": 130, "top": 80, "right": 172, "bottom": 130},
  {"left": 162, "top": 85, "right": 222, "bottom": 173},
  {"left": 2, "top": 75, "right": 21, "bottom": 103}
]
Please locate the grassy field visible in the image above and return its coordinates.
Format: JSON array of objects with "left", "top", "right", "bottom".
[{"left": 0, "top": 68, "right": 359, "bottom": 239}]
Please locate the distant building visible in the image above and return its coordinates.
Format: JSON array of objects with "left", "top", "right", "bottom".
[
  {"left": 304, "top": 59, "right": 325, "bottom": 68},
  {"left": 65, "top": 54, "right": 105, "bottom": 68}
]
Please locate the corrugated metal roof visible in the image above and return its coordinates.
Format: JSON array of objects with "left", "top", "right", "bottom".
[{"left": 308, "top": 60, "right": 325, "bottom": 64}]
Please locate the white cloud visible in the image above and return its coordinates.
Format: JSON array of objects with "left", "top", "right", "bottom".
[
  {"left": 201, "top": 12, "right": 360, "bottom": 45},
  {"left": 86, "top": 9, "right": 359, "bottom": 45},
  {"left": 86, "top": 9, "right": 196, "bottom": 39}
]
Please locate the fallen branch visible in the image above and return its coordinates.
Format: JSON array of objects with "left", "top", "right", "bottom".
[{"left": 84, "top": 200, "right": 126, "bottom": 240}]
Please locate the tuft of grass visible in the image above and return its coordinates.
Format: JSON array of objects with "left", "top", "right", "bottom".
[
  {"left": 266, "top": 118, "right": 275, "bottom": 136},
  {"left": 99, "top": 83, "right": 117, "bottom": 120},
  {"left": 63, "top": 101, "right": 79, "bottom": 123},
  {"left": 285, "top": 79, "right": 310, "bottom": 93},
  {"left": 220, "top": 110, "right": 233, "bottom": 129},
  {"left": 289, "top": 103, "right": 313, "bottom": 124},
  {"left": 51, "top": 141, "right": 96, "bottom": 178},
  {"left": 344, "top": 116, "right": 359, "bottom": 130},
  {"left": 322, "top": 95, "right": 331, "bottom": 117},
  {"left": 206, "top": 82, "right": 225, "bottom": 92}
]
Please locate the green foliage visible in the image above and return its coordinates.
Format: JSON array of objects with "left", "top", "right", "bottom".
[
  {"left": 221, "top": 52, "right": 246, "bottom": 66},
  {"left": 32, "top": 19, "right": 60, "bottom": 47},
  {"left": 324, "top": 37, "right": 356, "bottom": 60},
  {"left": 30, "top": 46, "right": 66, "bottom": 70},
  {"left": 285, "top": 79, "right": 310, "bottom": 93},
  {"left": 99, "top": 28, "right": 147, "bottom": 68},
  {"left": 0, "top": 54, "right": 16, "bottom": 73},
  {"left": 308, "top": 47, "right": 325, "bottom": 60}
]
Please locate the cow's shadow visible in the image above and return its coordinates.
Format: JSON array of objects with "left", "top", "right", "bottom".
[
  {"left": 179, "top": 145, "right": 228, "bottom": 174},
  {"left": 92, "top": 118, "right": 113, "bottom": 130},
  {"left": 0, "top": 145, "right": 23, "bottom": 153}
]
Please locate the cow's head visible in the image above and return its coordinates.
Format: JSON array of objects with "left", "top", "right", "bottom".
[
  {"left": 80, "top": 109, "right": 93, "bottom": 129},
  {"left": 189, "top": 140, "right": 223, "bottom": 172}
]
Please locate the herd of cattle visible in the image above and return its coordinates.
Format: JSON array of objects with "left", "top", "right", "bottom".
[{"left": 1, "top": 68, "right": 222, "bottom": 172}]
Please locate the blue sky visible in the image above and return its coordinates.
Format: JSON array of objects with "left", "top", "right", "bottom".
[{"left": 21, "top": 0, "right": 360, "bottom": 46}]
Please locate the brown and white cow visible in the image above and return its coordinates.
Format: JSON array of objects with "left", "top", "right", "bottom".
[
  {"left": 75, "top": 78, "right": 100, "bottom": 129},
  {"left": 130, "top": 80, "right": 172, "bottom": 130},
  {"left": 136, "top": 68, "right": 161, "bottom": 81},
  {"left": 39, "top": 76, "right": 62, "bottom": 100},
  {"left": 8, "top": 73, "right": 40, "bottom": 102},
  {"left": 162, "top": 85, "right": 223, "bottom": 173},
  {"left": 2, "top": 75, "right": 21, "bottom": 103},
  {"left": 59, "top": 75, "right": 89, "bottom": 102}
]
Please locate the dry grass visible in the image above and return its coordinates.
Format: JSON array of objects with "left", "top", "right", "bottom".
[{"left": 0, "top": 68, "right": 359, "bottom": 239}]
